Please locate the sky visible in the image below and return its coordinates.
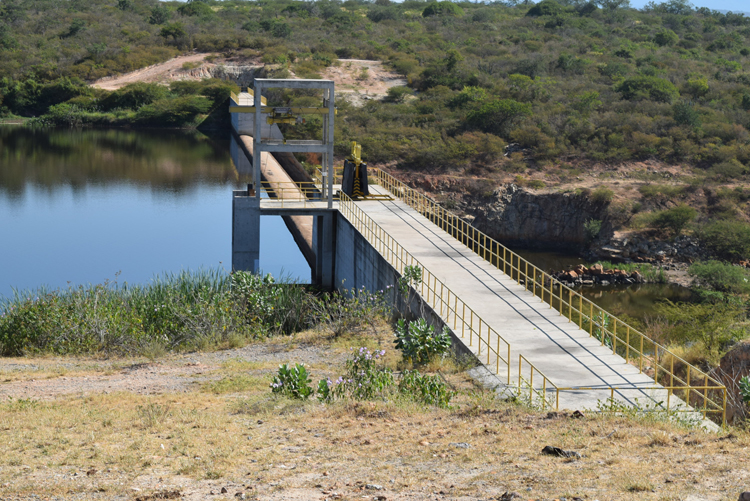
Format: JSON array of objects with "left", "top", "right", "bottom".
[{"left": 628, "top": 0, "right": 748, "bottom": 13}]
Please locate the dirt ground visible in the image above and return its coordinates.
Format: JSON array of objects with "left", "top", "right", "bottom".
[
  {"left": 1, "top": 325, "right": 749, "bottom": 501},
  {"left": 91, "top": 54, "right": 406, "bottom": 101}
]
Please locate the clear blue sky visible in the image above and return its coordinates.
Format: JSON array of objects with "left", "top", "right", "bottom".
[{"left": 628, "top": 0, "right": 748, "bottom": 12}]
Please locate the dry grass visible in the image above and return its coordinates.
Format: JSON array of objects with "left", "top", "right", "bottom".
[{"left": 0, "top": 328, "right": 749, "bottom": 501}]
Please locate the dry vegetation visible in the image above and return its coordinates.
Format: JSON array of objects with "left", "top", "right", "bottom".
[{"left": 1, "top": 323, "right": 749, "bottom": 501}]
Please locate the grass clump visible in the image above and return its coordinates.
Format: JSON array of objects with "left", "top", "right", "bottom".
[{"left": 0, "top": 270, "right": 319, "bottom": 357}]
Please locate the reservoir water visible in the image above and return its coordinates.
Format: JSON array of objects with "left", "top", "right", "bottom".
[
  {"left": 0, "top": 127, "right": 310, "bottom": 299},
  {"left": 0, "top": 126, "right": 690, "bottom": 324}
]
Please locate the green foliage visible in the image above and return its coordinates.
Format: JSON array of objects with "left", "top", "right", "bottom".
[
  {"left": 177, "top": 1, "right": 214, "bottom": 18},
  {"left": 319, "top": 347, "right": 394, "bottom": 402},
  {"left": 149, "top": 5, "right": 171, "bottom": 25},
  {"left": 740, "top": 376, "right": 750, "bottom": 405},
  {"left": 135, "top": 96, "right": 211, "bottom": 126},
  {"left": 0, "top": 270, "right": 318, "bottom": 357},
  {"left": 526, "top": 0, "right": 564, "bottom": 17},
  {"left": 615, "top": 76, "right": 680, "bottom": 103},
  {"left": 697, "top": 220, "right": 750, "bottom": 260},
  {"left": 100, "top": 83, "right": 168, "bottom": 111},
  {"left": 591, "top": 186, "right": 614, "bottom": 203},
  {"left": 394, "top": 318, "right": 452, "bottom": 365},
  {"left": 651, "top": 204, "right": 697, "bottom": 236},
  {"left": 584, "top": 219, "right": 603, "bottom": 243},
  {"left": 654, "top": 300, "right": 746, "bottom": 356},
  {"left": 398, "top": 370, "right": 454, "bottom": 408},
  {"left": 466, "top": 99, "right": 532, "bottom": 137},
  {"left": 271, "top": 363, "right": 314, "bottom": 399},
  {"left": 688, "top": 261, "right": 750, "bottom": 294},
  {"left": 653, "top": 29, "right": 679, "bottom": 47},
  {"left": 422, "top": 1, "right": 464, "bottom": 17},
  {"left": 673, "top": 101, "right": 700, "bottom": 128}
]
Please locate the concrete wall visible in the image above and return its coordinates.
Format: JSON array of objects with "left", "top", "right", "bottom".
[{"left": 333, "top": 214, "right": 478, "bottom": 362}]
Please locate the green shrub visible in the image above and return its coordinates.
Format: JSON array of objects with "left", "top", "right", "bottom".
[
  {"left": 422, "top": 1, "right": 464, "bottom": 17},
  {"left": 697, "top": 220, "right": 750, "bottom": 260},
  {"left": 651, "top": 204, "right": 697, "bottom": 236},
  {"left": 394, "top": 318, "right": 452, "bottom": 365},
  {"left": 100, "top": 83, "right": 168, "bottom": 111},
  {"left": 615, "top": 76, "right": 680, "bottom": 103},
  {"left": 318, "top": 347, "right": 394, "bottom": 402},
  {"left": 591, "top": 186, "right": 614, "bottom": 203},
  {"left": 466, "top": 99, "right": 532, "bottom": 137},
  {"left": 398, "top": 370, "right": 454, "bottom": 408},
  {"left": 740, "top": 376, "right": 750, "bottom": 405},
  {"left": 135, "top": 96, "right": 211, "bottom": 126},
  {"left": 526, "top": 0, "right": 564, "bottom": 17},
  {"left": 653, "top": 29, "right": 679, "bottom": 47},
  {"left": 688, "top": 260, "right": 750, "bottom": 294},
  {"left": 584, "top": 219, "right": 602, "bottom": 243},
  {"left": 271, "top": 363, "right": 314, "bottom": 399}
]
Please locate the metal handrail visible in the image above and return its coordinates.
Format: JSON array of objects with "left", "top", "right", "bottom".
[
  {"left": 371, "top": 167, "right": 727, "bottom": 423},
  {"left": 338, "top": 192, "right": 512, "bottom": 384}
]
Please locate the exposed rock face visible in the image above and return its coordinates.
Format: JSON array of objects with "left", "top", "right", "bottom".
[
  {"left": 183, "top": 64, "right": 264, "bottom": 87},
  {"left": 715, "top": 340, "right": 750, "bottom": 424},
  {"left": 466, "top": 184, "right": 610, "bottom": 251}
]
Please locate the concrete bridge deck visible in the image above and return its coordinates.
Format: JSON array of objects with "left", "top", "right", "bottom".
[{"left": 351, "top": 186, "right": 688, "bottom": 414}]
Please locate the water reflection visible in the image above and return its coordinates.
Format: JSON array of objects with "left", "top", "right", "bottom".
[
  {"left": 0, "top": 127, "right": 238, "bottom": 199},
  {"left": 0, "top": 127, "right": 309, "bottom": 298}
]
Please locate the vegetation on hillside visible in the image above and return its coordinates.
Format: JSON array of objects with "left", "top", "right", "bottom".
[{"left": 0, "top": 0, "right": 749, "bottom": 167}]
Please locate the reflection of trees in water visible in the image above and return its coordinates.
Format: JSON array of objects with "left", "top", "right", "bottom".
[
  {"left": 0, "top": 128, "right": 238, "bottom": 197},
  {"left": 580, "top": 284, "right": 695, "bottom": 324}
]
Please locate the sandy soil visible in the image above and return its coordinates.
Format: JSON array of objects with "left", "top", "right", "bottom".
[{"left": 92, "top": 54, "right": 218, "bottom": 91}]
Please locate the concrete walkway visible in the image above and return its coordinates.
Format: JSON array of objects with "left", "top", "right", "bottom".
[{"left": 353, "top": 187, "right": 692, "bottom": 415}]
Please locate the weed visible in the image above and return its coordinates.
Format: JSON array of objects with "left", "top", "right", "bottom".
[
  {"left": 398, "top": 370, "right": 454, "bottom": 408},
  {"left": 394, "top": 318, "right": 452, "bottom": 365},
  {"left": 136, "top": 402, "right": 171, "bottom": 428},
  {"left": 270, "top": 363, "right": 314, "bottom": 399},
  {"left": 740, "top": 376, "right": 750, "bottom": 405},
  {"left": 319, "top": 347, "right": 393, "bottom": 402}
]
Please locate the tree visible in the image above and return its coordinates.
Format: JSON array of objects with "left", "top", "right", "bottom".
[
  {"left": 422, "top": 1, "right": 464, "bottom": 17},
  {"left": 653, "top": 28, "right": 679, "bottom": 47},
  {"left": 466, "top": 99, "right": 532, "bottom": 136},
  {"left": 526, "top": 0, "right": 563, "bottom": 16},
  {"left": 615, "top": 76, "right": 680, "bottom": 103},
  {"left": 673, "top": 101, "right": 700, "bottom": 128},
  {"left": 651, "top": 204, "right": 697, "bottom": 236},
  {"left": 149, "top": 5, "right": 171, "bottom": 25},
  {"left": 160, "top": 23, "right": 186, "bottom": 41}
]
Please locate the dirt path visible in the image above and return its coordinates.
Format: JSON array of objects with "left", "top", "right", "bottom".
[{"left": 92, "top": 54, "right": 218, "bottom": 91}]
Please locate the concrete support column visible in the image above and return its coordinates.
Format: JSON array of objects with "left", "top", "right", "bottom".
[
  {"left": 232, "top": 190, "right": 260, "bottom": 273},
  {"left": 313, "top": 211, "right": 336, "bottom": 289}
]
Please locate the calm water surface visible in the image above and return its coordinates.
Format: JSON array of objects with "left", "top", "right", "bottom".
[
  {"left": 515, "top": 250, "right": 695, "bottom": 323},
  {"left": 0, "top": 127, "right": 309, "bottom": 299}
]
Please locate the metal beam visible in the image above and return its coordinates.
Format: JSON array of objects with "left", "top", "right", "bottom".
[{"left": 229, "top": 106, "right": 336, "bottom": 115}]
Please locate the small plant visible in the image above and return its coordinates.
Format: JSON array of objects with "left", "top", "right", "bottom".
[
  {"left": 318, "top": 347, "right": 393, "bottom": 402},
  {"left": 271, "top": 363, "right": 313, "bottom": 399},
  {"left": 394, "top": 318, "right": 452, "bottom": 365},
  {"left": 740, "top": 376, "right": 750, "bottom": 405},
  {"left": 398, "top": 370, "right": 454, "bottom": 408},
  {"left": 584, "top": 219, "right": 602, "bottom": 244},
  {"left": 136, "top": 402, "right": 171, "bottom": 428},
  {"left": 398, "top": 265, "right": 422, "bottom": 297}
]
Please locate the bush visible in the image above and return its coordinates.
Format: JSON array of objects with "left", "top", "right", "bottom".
[
  {"left": 100, "top": 83, "right": 168, "bottom": 111},
  {"left": 651, "top": 204, "right": 697, "bottom": 236},
  {"left": 591, "top": 186, "right": 614, "bottom": 203},
  {"left": 465, "top": 99, "right": 532, "bottom": 137},
  {"left": 697, "top": 220, "right": 750, "bottom": 260},
  {"left": 422, "top": 1, "right": 464, "bottom": 17},
  {"left": 394, "top": 318, "right": 452, "bottom": 365},
  {"left": 398, "top": 370, "right": 454, "bottom": 408},
  {"left": 318, "top": 347, "right": 394, "bottom": 402},
  {"left": 584, "top": 219, "right": 602, "bottom": 243},
  {"left": 653, "top": 29, "right": 679, "bottom": 47},
  {"left": 688, "top": 260, "right": 750, "bottom": 294},
  {"left": 271, "top": 363, "right": 314, "bottom": 399},
  {"left": 135, "top": 95, "right": 211, "bottom": 126},
  {"left": 615, "top": 76, "right": 680, "bottom": 103},
  {"left": 526, "top": 0, "right": 564, "bottom": 17}
]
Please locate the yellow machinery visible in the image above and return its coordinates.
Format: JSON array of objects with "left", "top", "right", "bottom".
[{"left": 341, "top": 141, "right": 391, "bottom": 201}]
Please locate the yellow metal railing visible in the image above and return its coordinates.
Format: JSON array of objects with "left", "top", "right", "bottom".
[
  {"left": 372, "top": 168, "right": 726, "bottom": 423},
  {"left": 338, "top": 192, "right": 512, "bottom": 384}
]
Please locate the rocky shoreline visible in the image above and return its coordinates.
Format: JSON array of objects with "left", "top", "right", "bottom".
[{"left": 552, "top": 263, "right": 646, "bottom": 287}]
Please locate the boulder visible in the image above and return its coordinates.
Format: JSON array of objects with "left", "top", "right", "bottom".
[
  {"left": 589, "top": 263, "right": 603, "bottom": 275},
  {"left": 630, "top": 271, "right": 643, "bottom": 283},
  {"left": 568, "top": 270, "right": 578, "bottom": 280}
]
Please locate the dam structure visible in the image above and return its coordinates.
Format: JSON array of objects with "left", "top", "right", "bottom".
[{"left": 230, "top": 79, "right": 726, "bottom": 425}]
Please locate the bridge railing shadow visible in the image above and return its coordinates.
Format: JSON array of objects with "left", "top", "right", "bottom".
[{"left": 370, "top": 168, "right": 726, "bottom": 425}]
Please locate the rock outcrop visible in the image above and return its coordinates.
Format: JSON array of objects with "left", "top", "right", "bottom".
[{"left": 465, "top": 184, "right": 610, "bottom": 251}]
